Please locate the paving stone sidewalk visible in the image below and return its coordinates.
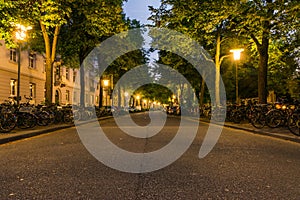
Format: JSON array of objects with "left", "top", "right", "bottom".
[
  {"left": 0, "top": 116, "right": 112, "bottom": 145},
  {"left": 202, "top": 118, "right": 300, "bottom": 143}
]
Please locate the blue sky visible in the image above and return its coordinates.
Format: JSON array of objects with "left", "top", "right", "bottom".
[{"left": 123, "top": 0, "right": 161, "bottom": 25}]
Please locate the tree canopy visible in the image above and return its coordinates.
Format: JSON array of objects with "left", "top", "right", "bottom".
[{"left": 149, "top": 0, "right": 300, "bottom": 103}]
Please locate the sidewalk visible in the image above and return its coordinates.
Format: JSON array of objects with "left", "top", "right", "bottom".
[
  {"left": 0, "top": 116, "right": 299, "bottom": 145},
  {"left": 201, "top": 118, "right": 300, "bottom": 143},
  {"left": 0, "top": 116, "right": 112, "bottom": 145}
]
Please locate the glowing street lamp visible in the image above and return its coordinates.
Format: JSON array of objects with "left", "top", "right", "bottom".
[
  {"left": 15, "top": 24, "right": 32, "bottom": 40},
  {"left": 15, "top": 23, "right": 32, "bottom": 106},
  {"left": 230, "top": 48, "right": 244, "bottom": 60},
  {"left": 230, "top": 48, "right": 244, "bottom": 104},
  {"left": 103, "top": 79, "right": 109, "bottom": 87}
]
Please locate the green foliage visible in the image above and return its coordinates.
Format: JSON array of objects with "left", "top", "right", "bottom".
[
  {"left": 150, "top": 0, "right": 300, "bottom": 101},
  {"left": 0, "top": 1, "right": 17, "bottom": 46},
  {"left": 59, "top": 0, "right": 127, "bottom": 68},
  {"left": 134, "top": 83, "right": 173, "bottom": 104}
]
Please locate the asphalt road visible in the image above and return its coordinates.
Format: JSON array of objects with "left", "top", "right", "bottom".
[{"left": 0, "top": 112, "right": 300, "bottom": 199}]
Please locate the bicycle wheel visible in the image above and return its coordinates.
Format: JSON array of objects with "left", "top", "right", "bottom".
[
  {"left": 288, "top": 112, "right": 300, "bottom": 136},
  {"left": 18, "top": 112, "right": 37, "bottom": 129},
  {"left": 63, "top": 110, "right": 74, "bottom": 124},
  {"left": 266, "top": 110, "right": 284, "bottom": 128},
  {"left": 250, "top": 111, "right": 266, "bottom": 129},
  {"left": 36, "top": 111, "right": 50, "bottom": 126},
  {"left": 233, "top": 110, "right": 243, "bottom": 123},
  {"left": 0, "top": 113, "right": 17, "bottom": 133}
]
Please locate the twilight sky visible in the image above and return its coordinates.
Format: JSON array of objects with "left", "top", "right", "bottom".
[{"left": 123, "top": 0, "right": 161, "bottom": 25}]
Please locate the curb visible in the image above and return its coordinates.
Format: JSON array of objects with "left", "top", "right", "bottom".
[
  {"left": 200, "top": 119, "right": 300, "bottom": 144},
  {"left": 0, "top": 116, "right": 113, "bottom": 145},
  {"left": 0, "top": 124, "right": 74, "bottom": 145}
]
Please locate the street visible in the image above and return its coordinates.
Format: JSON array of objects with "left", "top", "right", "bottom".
[{"left": 0, "top": 113, "right": 300, "bottom": 199}]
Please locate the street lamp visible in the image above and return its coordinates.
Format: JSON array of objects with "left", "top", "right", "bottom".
[
  {"left": 230, "top": 48, "right": 244, "bottom": 104},
  {"left": 15, "top": 23, "right": 32, "bottom": 106}
]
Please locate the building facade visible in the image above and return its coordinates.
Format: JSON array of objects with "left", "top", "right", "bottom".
[{"left": 0, "top": 40, "right": 100, "bottom": 106}]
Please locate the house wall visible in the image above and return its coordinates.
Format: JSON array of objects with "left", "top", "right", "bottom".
[{"left": 0, "top": 40, "right": 100, "bottom": 106}]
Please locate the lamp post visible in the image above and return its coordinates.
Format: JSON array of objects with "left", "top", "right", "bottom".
[
  {"left": 230, "top": 48, "right": 244, "bottom": 104},
  {"left": 15, "top": 24, "right": 32, "bottom": 106}
]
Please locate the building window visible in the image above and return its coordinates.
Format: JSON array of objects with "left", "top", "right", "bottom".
[
  {"left": 90, "top": 80, "right": 95, "bottom": 92},
  {"left": 66, "top": 90, "right": 70, "bottom": 102},
  {"left": 10, "top": 48, "right": 17, "bottom": 62},
  {"left": 10, "top": 79, "right": 17, "bottom": 96},
  {"left": 43, "top": 59, "right": 46, "bottom": 73},
  {"left": 28, "top": 53, "right": 36, "bottom": 69},
  {"left": 73, "top": 91, "right": 77, "bottom": 103},
  {"left": 85, "top": 94, "right": 89, "bottom": 105},
  {"left": 73, "top": 71, "right": 76, "bottom": 82},
  {"left": 91, "top": 95, "right": 94, "bottom": 105},
  {"left": 29, "top": 83, "right": 36, "bottom": 98},
  {"left": 66, "top": 68, "right": 70, "bottom": 80},
  {"left": 54, "top": 64, "right": 62, "bottom": 84}
]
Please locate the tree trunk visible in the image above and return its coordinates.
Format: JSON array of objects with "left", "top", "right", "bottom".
[
  {"left": 117, "top": 84, "right": 121, "bottom": 108},
  {"left": 258, "top": 37, "right": 269, "bottom": 104},
  {"left": 99, "top": 78, "right": 103, "bottom": 108},
  {"left": 79, "top": 50, "right": 85, "bottom": 108},
  {"left": 257, "top": 0, "right": 272, "bottom": 104},
  {"left": 40, "top": 22, "right": 60, "bottom": 106},
  {"left": 215, "top": 31, "right": 221, "bottom": 106},
  {"left": 40, "top": 21, "right": 52, "bottom": 105},
  {"left": 199, "top": 78, "right": 205, "bottom": 107}
]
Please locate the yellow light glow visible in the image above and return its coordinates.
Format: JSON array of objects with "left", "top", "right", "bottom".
[
  {"left": 230, "top": 49, "right": 244, "bottom": 61},
  {"left": 15, "top": 24, "right": 32, "bottom": 41},
  {"left": 103, "top": 79, "right": 109, "bottom": 87},
  {"left": 10, "top": 80, "right": 15, "bottom": 86},
  {"left": 136, "top": 95, "right": 140, "bottom": 100}
]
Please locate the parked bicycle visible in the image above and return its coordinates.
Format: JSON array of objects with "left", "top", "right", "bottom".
[{"left": 287, "top": 105, "right": 300, "bottom": 136}]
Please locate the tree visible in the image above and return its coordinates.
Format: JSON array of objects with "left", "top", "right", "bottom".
[
  {"left": 134, "top": 83, "right": 173, "bottom": 104},
  {"left": 228, "top": 0, "right": 299, "bottom": 103},
  {"left": 0, "top": 0, "right": 71, "bottom": 105},
  {"left": 149, "top": 0, "right": 237, "bottom": 106},
  {"left": 151, "top": 0, "right": 300, "bottom": 104},
  {"left": 58, "top": 0, "right": 126, "bottom": 107},
  {"left": 1, "top": 0, "right": 129, "bottom": 106},
  {"left": 0, "top": 1, "right": 16, "bottom": 47}
]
